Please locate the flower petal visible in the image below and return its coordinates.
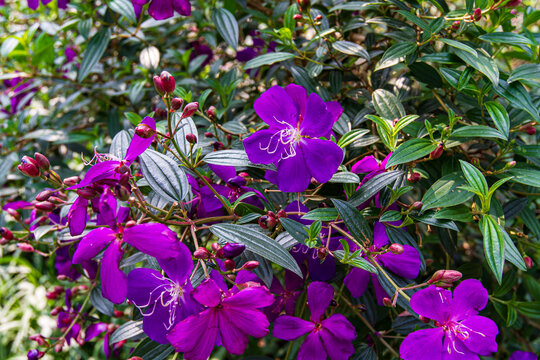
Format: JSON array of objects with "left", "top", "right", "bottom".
[
  {"left": 410, "top": 285, "right": 452, "bottom": 323},
  {"left": 351, "top": 156, "right": 379, "bottom": 174},
  {"left": 451, "top": 279, "right": 488, "bottom": 321},
  {"left": 148, "top": 0, "right": 174, "bottom": 20},
  {"left": 156, "top": 242, "right": 193, "bottom": 285},
  {"left": 98, "top": 189, "right": 118, "bottom": 229},
  {"left": 344, "top": 267, "right": 370, "bottom": 298},
  {"left": 254, "top": 85, "right": 298, "bottom": 129},
  {"left": 275, "top": 146, "right": 311, "bottom": 192},
  {"left": 192, "top": 279, "right": 222, "bottom": 307},
  {"left": 298, "top": 332, "right": 327, "bottom": 360},
  {"left": 101, "top": 240, "right": 127, "bottom": 304},
  {"left": 208, "top": 164, "right": 236, "bottom": 183},
  {"left": 222, "top": 286, "right": 274, "bottom": 308},
  {"left": 173, "top": 0, "right": 190, "bottom": 15},
  {"left": 243, "top": 129, "right": 287, "bottom": 165},
  {"left": 373, "top": 221, "right": 390, "bottom": 248},
  {"left": 322, "top": 313, "right": 356, "bottom": 340},
  {"left": 285, "top": 84, "right": 308, "bottom": 118},
  {"left": 72, "top": 228, "right": 116, "bottom": 264},
  {"left": 68, "top": 197, "right": 88, "bottom": 236},
  {"left": 378, "top": 244, "right": 421, "bottom": 279},
  {"left": 217, "top": 311, "right": 249, "bottom": 355},
  {"left": 123, "top": 223, "right": 181, "bottom": 259},
  {"left": 307, "top": 251, "right": 336, "bottom": 282},
  {"left": 303, "top": 139, "right": 343, "bottom": 184},
  {"left": 308, "top": 281, "right": 334, "bottom": 323},
  {"left": 127, "top": 268, "right": 168, "bottom": 306},
  {"left": 273, "top": 315, "right": 314, "bottom": 340},
  {"left": 442, "top": 332, "right": 477, "bottom": 360},
  {"left": 319, "top": 325, "right": 355, "bottom": 360},
  {"left": 459, "top": 315, "right": 498, "bottom": 355},
  {"left": 167, "top": 309, "right": 218, "bottom": 360},
  {"left": 125, "top": 116, "right": 156, "bottom": 162},
  {"left": 68, "top": 161, "right": 121, "bottom": 190},
  {"left": 142, "top": 300, "right": 178, "bottom": 344},
  {"left": 400, "top": 328, "right": 444, "bottom": 360},
  {"left": 300, "top": 93, "right": 334, "bottom": 137},
  {"left": 85, "top": 322, "right": 108, "bottom": 342},
  {"left": 222, "top": 307, "right": 270, "bottom": 338},
  {"left": 509, "top": 351, "right": 537, "bottom": 360}
]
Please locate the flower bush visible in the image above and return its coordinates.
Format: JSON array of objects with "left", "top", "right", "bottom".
[{"left": 1, "top": 0, "right": 539, "bottom": 359}]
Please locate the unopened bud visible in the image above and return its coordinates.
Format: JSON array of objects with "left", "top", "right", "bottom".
[
  {"left": 207, "top": 106, "right": 216, "bottom": 120},
  {"left": 382, "top": 297, "right": 394, "bottom": 307},
  {"left": 506, "top": 0, "right": 521, "bottom": 7},
  {"left": 451, "top": 20, "right": 460, "bottom": 30},
  {"left": 258, "top": 215, "right": 269, "bottom": 229},
  {"left": 389, "top": 243, "right": 404, "bottom": 255},
  {"left": 277, "top": 209, "right": 287, "bottom": 218},
  {"left": 18, "top": 156, "right": 40, "bottom": 177},
  {"left": 155, "top": 108, "right": 167, "bottom": 119},
  {"left": 472, "top": 8, "right": 482, "bottom": 21},
  {"left": 242, "top": 261, "right": 259, "bottom": 270},
  {"left": 411, "top": 201, "right": 423, "bottom": 211},
  {"left": 506, "top": 160, "right": 516, "bottom": 168},
  {"left": 63, "top": 176, "right": 81, "bottom": 186},
  {"left": 6, "top": 208, "right": 20, "bottom": 220},
  {"left": 418, "top": 315, "right": 430, "bottom": 323},
  {"left": 0, "top": 227, "right": 13, "bottom": 240},
  {"left": 181, "top": 102, "right": 199, "bottom": 118},
  {"left": 76, "top": 188, "right": 98, "bottom": 200},
  {"left": 135, "top": 123, "right": 156, "bottom": 139},
  {"left": 204, "top": 131, "right": 214, "bottom": 138},
  {"left": 525, "top": 126, "right": 536, "bottom": 135},
  {"left": 153, "top": 75, "right": 165, "bottom": 95},
  {"left": 213, "top": 141, "right": 225, "bottom": 151},
  {"left": 524, "top": 256, "right": 533, "bottom": 269},
  {"left": 185, "top": 133, "right": 197, "bottom": 144},
  {"left": 128, "top": 357, "right": 144, "bottom": 360},
  {"left": 114, "top": 185, "right": 131, "bottom": 201},
  {"left": 160, "top": 71, "right": 175, "bottom": 93},
  {"left": 224, "top": 259, "right": 236, "bottom": 271},
  {"left": 18, "top": 243, "right": 35, "bottom": 252},
  {"left": 194, "top": 247, "right": 211, "bottom": 260},
  {"left": 29, "top": 335, "right": 47, "bottom": 346},
  {"left": 293, "top": 14, "right": 302, "bottom": 20},
  {"left": 407, "top": 172, "right": 421, "bottom": 182},
  {"left": 125, "top": 220, "right": 137, "bottom": 228},
  {"left": 27, "top": 349, "right": 44, "bottom": 360},
  {"left": 113, "top": 309, "right": 124, "bottom": 317},
  {"left": 317, "top": 247, "right": 328, "bottom": 260},
  {"left": 429, "top": 144, "right": 444, "bottom": 159},
  {"left": 50, "top": 307, "right": 62, "bottom": 316},
  {"left": 211, "top": 243, "right": 221, "bottom": 252},
  {"left": 226, "top": 134, "right": 232, "bottom": 142},
  {"left": 36, "top": 190, "right": 53, "bottom": 202},
  {"left": 171, "top": 97, "right": 183, "bottom": 111},
  {"left": 54, "top": 339, "right": 64, "bottom": 352},
  {"left": 427, "top": 270, "right": 462, "bottom": 287},
  {"left": 314, "top": 14, "right": 322, "bottom": 21},
  {"left": 35, "top": 201, "right": 56, "bottom": 212},
  {"left": 34, "top": 153, "right": 50, "bottom": 171},
  {"left": 222, "top": 243, "right": 246, "bottom": 258},
  {"left": 296, "top": 0, "right": 309, "bottom": 10}
]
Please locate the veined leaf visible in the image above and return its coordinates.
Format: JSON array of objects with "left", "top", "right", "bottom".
[
  {"left": 244, "top": 52, "right": 295, "bottom": 69},
  {"left": 78, "top": 28, "right": 111, "bottom": 82},
  {"left": 484, "top": 101, "right": 510, "bottom": 139},
  {"left": 211, "top": 8, "right": 239, "bottom": 50},
  {"left": 386, "top": 138, "right": 437, "bottom": 167},
  {"left": 480, "top": 214, "right": 505, "bottom": 284},
  {"left": 348, "top": 170, "right": 403, "bottom": 207}
]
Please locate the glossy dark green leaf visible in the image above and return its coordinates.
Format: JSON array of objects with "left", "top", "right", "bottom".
[
  {"left": 332, "top": 199, "right": 372, "bottom": 241},
  {"left": 333, "top": 41, "right": 369, "bottom": 59},
  {"left": 460, "top": 160, "right": 488, "bottom": 196},
  {"left": 334, "top": 250, "right": 377, "bottom": 273},
  {"left": 211, "top": 8, "right": 239, "bottom": 50},
  {"left": 131, "top": 338, "right": 174, "bottom": 360},
  {"left": 372, "top": 89, "right": 406, "bottom": 120},
  {"left": 203, "top": 149, "right": 275, "bottom": 170},
  {"left": 78, "top": 28, "right": 111, "bottom": 82},
  {"left": 109, "top": 321, "right": 145, "bottom": 344},
  {"left": 453, "top": 48, "right": 499, "bottom": 86},
  {"left": 484, "top": 101, "right": 510, "bottom": 139},
  {"left": 450, "top": 125, "right": 506, "bottom": 140},
  {"left": 421, "top": 173, "right": 474, "bottom": 211},
  {"left": 90, "top": 287, "right": 114, "bottom": 316},
  {"left": 502, "top": 229, "right": 527, "bottom": 271},
  {"left": 329, "top": 172, "right": 360, "bottom": 183},
  {"left": 479, "top": 32, "right": 535, "bottom": 46},
  {"left": 386, "top": 138, "right": 437, "bottom": 167},
  {"left": 480, "top": 214, "right": 505, "bottom": 284},
  {"left": 348, "top": 170, "right": 403, "bottom": 207},
  {"left": 508, "top": 64, "right": 540, "bottom": 83},
  {"left": 495, "top": 80, "right": 539, "bottom": 121},
  {"left": 379, "top": 42, "right": 416, "bottom": 65},
  {"left": 244, "top": 52, "right": 295, "bottom": 69},
  {"left": 108, "top": 0, "right": 137, "bottom": 23},
  {"left": 301, "top": 208, "right": 339, "bottom": 222},
  {"left": 508, "top": 167, "right": 540, "bottom": 188}
]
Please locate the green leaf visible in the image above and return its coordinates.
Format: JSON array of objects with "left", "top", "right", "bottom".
[
  {"left": 329, "top": 172, "right": 360, "bottom": 183},
  {"left": 450, "top": 125, "right": 506, "bottom": 140},
  {"left": 380, "top": 210, "right": 402, "bottom": 223},
  {"left": 333, "top": 41, "right": 369, "bottom": 59},
  {"left": 1, "top": 37, "right": 19, "bottom": 57},
  {"left": 139, "top": 149, "right": 190, "bottom": 203},
  {"left": 78, "top": 28, "right": 111, "bottom": 82},
  {"left": 280, "top": 218, "right": 309, "bottom": 245},
  {"left": 379, "top": 42, "right": 416, "bottom": 65},
  {"left": 283, "top": 5, "right": 296, "bottom": 33},
  {"left": 302, "top": 208, "right": 339, "bottom": 222},
  {"left": 110, "top": 129, "right": 132, "bottom": 160},
  {"left": 244, "top": 52, "right": 296, "bottom": 69},
  {"left": 386, "top": 138, "right": 437, "bottom": 167},
  {"left": 515, "top": 301, "right": 540, "bottom": 319},
  {"left": 372, "top": 89, "right": 406, "bottom": 120},
  {"left": 108, "top": 0, "right": 137, "bottom": 23},
  {"left": 90, "top": 287, "right": 114, "bottom": 316},
  {"left": 521, "top": 205, "right": 540, "bottom": 241},
  {"left": 393, "top": 115, "right": 419, "bottom": 134},
  {"left": 396, "top": 10, "right": 429, "bottom": 31},
  {"left": 508, "top": 64, "right": 540, "bottom": 83},
  {"left": 131, "top": 338, "right": 174, "bottom": 360},
  {"left": 433, "top": 206, "right": 473, "bottom": 222},
  {"left": 365, "top": 114, "right": 394, "bottom": 149},
  {"left": 332, "top": 199, "right": 373, "bottom": 241},
  {"left": 337, "top": 129, "right": 370, "bottom": 148},
  {"left": 109, "top": 321, "right": 145, "bottom": 344},
  {"left": 479, "top": 32, "right": 535, "bottom": 47},
  {"left": 480, "top": 214, "right": 505, "bottom": 284},
  {"left": 439, "top": 38, "right": 477, "bottom": 56},
  {"left": 484, "top": 101, "right": 510, "bottom": 139},
  {"left": 210, "top": 224, "right": 303, "bottom": 277},
  {"left": 211, "top": 8, "right": 239, "bottom": 50},
  {"left": 502, "top": 229, "right": 527, "bottom": 271},
  {"left": 459, "top": 160, "right": 488, "bottom": 197},
  {"left": 203, "top": 149, "right": 275, "bottom": 170},
  {"left": 421, "top": 173, "right": 474, "bottom": 211},
  {"left": 494, "top": 80, "right": 539, "bottom": 121},
  {"left": 348, "top": 170, "right": 403, "bottom": 207},
  {"left": 411, "top": 213, "right": 459, "bottom": 231},
  {"left": 508, "top": 167, "right": 540, "bottom": 188},
  {"left": 333, "top": 250, "right": 377, "bottom": 273},
  {"left": 453, "top": 48, "right": 499, "bottom": 86},
  {"left": 329, "top": 1, "right": 367, "bottom": 11},
  {"left": 172, "top": 116, "right": 198, "bottom": 156}
]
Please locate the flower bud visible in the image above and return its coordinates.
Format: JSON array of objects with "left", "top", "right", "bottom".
[
  {"left": 76, "top": 188, "right": 98, "bottom": 200},
  {"left": 226, "top": 134, "right": 232, "bottom": 142},
  {"left": 213, "top": 141, "right": 225, "bottom": 151},
  {"left": 258, "top": 215, "right": 269, "bottom": 229},
  {"left": 204, "top": 131, "right": 214, "bottom": 138},
  {"left": 242, "top": 261, "right": 259, "bottom": 270},
  {"left": 293, "top": 14, "right": 302, "bottom": 20},
  {"left": 18, "top": 243, "right": 35, "bottom": 252},
  {"left": 153, "top": 75, "right": 165, "bottom": 96},
  {"left": 388, "top": 243, "right": 404, "bottom": 255},
  {"left": 506, "top": 160, "right": 516, "bottom": 169},
  {"left": 524, "top": 256, "right": 533, "bottom": 269},
  {"left": 27, "top": 349, "right": 44, "bottom": 360},
  {"left": 54, "top": 339, "right": 64, "bottom": 352},
  {"left": 114, "top": 185, "right": 131, "bottom": 202},
  {"left": 427, "top": 270, "right": 462, "bottom": 287},
  {"left": 160, "top": 71, "right": 175, "bottom": 93},
  {"left": 239, "top": 172, "right": 249, "bottom": 178},
  {"left": 140, "top": 46, "right": 160, "bottom": 70},
  {"left": 18, "top": 156, "right": 41, "bottom": 177},
  {"left": 472, "top": 8, "right": 482, "bottom": 21},
  {"left": 506, "top": 0, "right": 521, "bottom": 6},
  {"left": 451, "top": 20, "right": 460, "bottom": 30},
  {"left": 418, "top": 315, "right": 430, "bottom": 323},
  {"left": 181, "top": 102, "right": 199, "bottom": 118},
  {"left": 63, "top": 176, "right": 81, "bottom": 186},
  {"left": 36, "top": 190, "right": 53, "bottom": 202},
  {"left": 525, "top": 126, "right": 536, "bottom": 135},
  {"left": 227, "top": 176, "right": 246, "bottom": 187},
  {"left": 407, "top": 172, "right": 421, "bottom": 183},
  {"left": 113, "top": 309, "right": 124, "bottom": 317},
  {"left": 194, "top": 247, "right": 211, "bottom": 260},
  {"left": 29, "top": 334, "right": 47, "bottom": 346},
  {"left": 35, "top": 201, "right": 56, "bottom": 212},
  {"left": 277, "top": 209, "right": 287, "bottom": 218},
  {"left": 171, "top": 97, "right": 183, "bottom": 111},
  {"left": 207, "top": 106, "right": 216, "bottom": 120},
  {"left": 222, "top": 243, "right": 246, "bottom": 258},
  {"left": 128, "top": 357, "right": 144, "bottom": 360},
  {"left": 224, "top": 259, "right": 236, "bottom": 271},
  {"left": 382, "top": 297, "right": 394, "bottom": 307},
  {"left": 411, "top": 201, "right": 423, "bottom": 211},
  {"left": 155, "top": 108, "right": 167, "bottom": 119},
  {"left": 429, "top": 144, "right": 444, "bottom": 159},
  {"left": 314, "top": 14, "right": 322, "bottom": 21},
  {"left": 34, "top": 153, "right": 50, "bottom": 171},
  {"left": 6, "top": 208, "right": 20, "bottom": 220},
  {"left": 0, "top": 227, "right": 13, "bottom": 240},
  {"left": 50, "top": 307, "right": 63, "bottom": 316},
  {"left": 135, "top": 123, "right": 156, "bottom": 139},
  {"left": 211, "top": 243, "right": 221, "bottom": 252},
  {"left": 317, "top": 247, "right": 328, "bottom": 260},
  {"left": 185, "top": 133, "right": 197, "bottom": 144}
]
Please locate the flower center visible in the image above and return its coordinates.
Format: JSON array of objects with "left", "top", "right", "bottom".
[
  {"left": 441, "top": 320, "right": 486, "bottom": 356},
  {"left": 259, "top": 124, "right": 303, "bottom": 161}
]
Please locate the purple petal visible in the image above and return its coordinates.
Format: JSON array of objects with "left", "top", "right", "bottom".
[
  {"left": 142, "top": 299, "right": 178, "bottom": 344},
  {"left": 123, "top": 223, "right": 181, "bottom": 259},
  {"left": 381, "top": 152, "right": 393, "bottom": 170},
  {"left": 299, "top": 93, "right": 334, "bottom": 138},
  {"left": 284, "top": 269, "right": 304, "bottom": 291},
  {"left": 68, "top": 197, "right": 88, "bottom": 236},
  {"left": 148, "top": 0, "right": 174, "bottom": 20},
  {"left": 156, "top": 242, "right": 193, "bottom": 284},
  {"left": 243, "top": 129, "right": 286, "bottom": 165},
  {"left": 410, "top": 285, "right": 452, "bottom": 322},
  {"left": 208, "top": 164, "right": 237, "bottom": 183},
  {"left": 132, "top": 1, "right": 143, "bottom": 17},
  {"left": 72, "top": 228, "right": 116, "bottom": 264},
  {"left": 442, "top": 332, "right": 477, "bottom": 360},
  {"left": 319, "top": 322, "right": 355, "bottom": 360},
  {"left": 167, "top": 310, "right": 218, "bottom": 360},
  {"left": 234, "top": 270, "right": 263, "bottom": 285},
  {"left": 351, "top": 156, "right": 379, "bottom": 174},
  {"left": 285, "top": 201, "right": 310, "bottom": 223},
  {"left": 459, "top": 315, "right": 498, "bottom": 355},
  {"left": 307, "top": 251, "right": 336, "bottom": 282},
  {"left": 85, "top": 322, "right": 108, "bottom": 341},
  {"left": 275, "top": 146, "right": 311, "bottom": 192},
  {"left": 284, "top": 84, "right": 308, "bottom": 119},
  {"left": 192, "top": 279, "right": 222, "bottom": 307},
  {"left": 344, "top": 267, "right": 370, "bottom": 298},
  {"left": 58, "top": 0, "right": 69, "bottom": 9},
  {"left": 67, "top": 161, "right": 121, "bottom": 190},
  {"left": 172, "top": 0, "right": 190, "bottom": 15},
  {"left": 236, "top": 48, "right": 257, "bottom": 62},
  {"left": 400, "top": 328, "right": 444, "bottom": 360},
  {"left": 222, "top": 307, "right": 270, "bottom": 338},
  {"left": 125, "top": 117, "right": 156, "bottom": 162},
  {"left": 222, "top": 286, "right": 274, "bottom": 308},
  {"left": 372, "top": 274, "right": 391, "bottom": 306},
  {"left": 127, "top": 268, "right": 168, "bottom": 306},
  {"left": 98, "top": 189, "right": 118, "bottom": 229},
  {"left": 217, "top": 312, "right": 249, "bottom": 355},
  {"left": 27, "top": 0, "right": 39, "bottom": 9},
  {"left": 321, "top": 313, "right": 356, "bottom": 340},
  {"left": 326, "top": 101, "right": 343, "bottom": 124},
  {"left": 450, "top": 279, "right": 489, "bottom": 321},
  {"left": 273, "top": 315, "right": 314, "bottom": 340},
  {"left": 298, "top": 332, "right": 327, "bottom": 360},
  {"left": 101, "top": 240, "right": 127, "bottom": 304},
  {"left": 378, "top": 244, "right": 421, "bottom": 279},
  {"left": 303, "top": 139, "right": 343, "bottom": 183},
  {"left": 509, "top": 351, "right": 537, "bottom": 360},
  {"left": 2, "top": 201, "right": 33, "bottom": 211},
  {"left": 307, "top": 281, "right": 333, "bottom": 323},
  {"left": 373, "top": 221, "right": 389, "bottom": 248},
  {"left": 254, "top": 85, "right": 298, "bottom": 129}
]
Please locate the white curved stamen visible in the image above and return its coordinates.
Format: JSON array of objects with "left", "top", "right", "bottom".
[{"left": 259, "top": 116, "right": 303, "bottom": 161}]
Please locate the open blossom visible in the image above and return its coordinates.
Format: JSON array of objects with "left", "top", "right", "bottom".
[
  {"left": 167, "top": 272, "right": 274, "bottom": 360},
  {"left": 243, "top": 84, "right": 344, "bottom": 192},
  {"left": 400, "top": 279, "right": 498, "bottom": 360},
  {"left": 131, "top": 0, "right": 191, "bottom": 20},
  {"left": 273, "top": 282, "right": 356, "bottom": 360},
  {"left": 265, "top": 270, "right": 304, "bottom": 321},
  {"left": 127, "top": 244, "right": 198, "bottom": 344},
  {"left": 344, "top": 221, "right": 420, "bottom": 305}
]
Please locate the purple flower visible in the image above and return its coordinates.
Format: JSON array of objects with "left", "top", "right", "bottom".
[
  {"left": 344, "top": 221, "right": 420, "bottom": 305},
  {"left": 84, "top": 322, "right": 108, "bottom": 342},
  {"left": 273, "top": 282, "right": 356, "bottom": 360},
  {"left": 167, "top": 272, "right": 274, "bottom": 360},
  {"left": 243, "top": 85, "right": 344, "bottom": 192},
  {"left": 55, "top": 245, "right": 97, "bottom": 281},
  {"left": 65, "top": 46, "right": 77, "bottom": 63},
  {"left": 265, "top": 270, "right": 304, "bottom": 321},
  {"left": 127, "top": 243, "right": 198, "bottom": 344},
  {"left": 350, "top": 153, "right": 392, "bottom": 208},
  {"left": 400, "top": 279, "right": 498, "bottom": 360},
  {"left": 510, "top": 351, "right": 537, "bottom": 360},
  {"left": 2, "top": 76, "right": 36, "bottom": 114},
  {"left": 27, "top": 0, "right": 68, "bottom": 9},
  {"left": 189, "top": 41, "right": 213, "bottom": 67},
  {"left": 132, "top": 0, "right": 191, "bottom": 20},
  {"left": 72, "top": 189, "right": 182, "bottom": 304}
]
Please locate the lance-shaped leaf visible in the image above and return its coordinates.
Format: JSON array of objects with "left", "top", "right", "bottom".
[
  {"left": 421, "top": 173, "right": 473, "bottom": 211},
  {"left": 348, "top": 170, "right": 404, "bottom": 207},
  {"left": 203, "top": 149, "right": 275, "bottom": 170},
  {"left": 459, "top": 160, "right": 488, "bottom": 197},
  {"left": 211, "top": 8, "right": 238, "bottom": 50},
  {"left": 386, "top": 138, "right": 437, "bottom": 167},
  {"left": 332, "top": 199, "right": 372, "bottom": 241},
  {"left": 480, "top": 214, "right": 505, "bottom": 284},
  {"left": 78, "top": 28, "right": 111, "bottom": 82}
]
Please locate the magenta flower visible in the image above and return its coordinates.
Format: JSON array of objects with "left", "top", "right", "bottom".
[
  {"left": 2, "top": 76, "right": 36, "bottom": 114},
  {"left": 350, "top": 153, "right": 392, "bottom": 208},
  {"left": 510, "top": 351, "right": 537, "bottom": 360},
  {"left": 265, "top": 270, "right": 304, "bottom": 321},
  {"left": 273, "top": 282, "right": 356, "bottom": 360},
  {"left": 167, "top": 272, "right": 274, "bottom": 360},
  {"left": 344, "top": 221, "right": 420, "bottom": 305},
  {"left": 27, "top": 0, "right": 68, "bottom": 10},
  {"left": 400, "top": 279, "right": 498, "bottom": 360},
  {"left": 127, "top": 244, "right": 199, "bottom": 344},
  {"left": 131, "top": 0, "right": 191, "bottom": 20},
  {"left": 243, "top": 84, "right": 343, "bottom": 192},
  {"left": 72, "top": 189, "right": 182, "bottom": 304}
]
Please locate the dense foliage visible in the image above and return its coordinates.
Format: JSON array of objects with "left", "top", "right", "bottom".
[{"left": 1, "top": 0, "right": 539, "bottom": 359}]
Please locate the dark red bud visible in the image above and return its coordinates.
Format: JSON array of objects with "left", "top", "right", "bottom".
[
  {"left": 117, "top": 164, "right": 129, "bottom": 174},
  {"left": 135, "top": 123, "right": 156, "bottom": 139},
  {"left": 18, "top": 243, "right": 35, "bottom": 252},
  {"left": 194, "top": 247, "right": 211, "bottom": 260},
  {"left": 525, "top": 126, "right": 536, "bottom": 135},
  {"left": 317, "top": 247, "right": 328, "bottom": 260},
  {"left": 382, "top": 297, "right": 394, "bottom": 307},
  {"left": 224, "top": 259, "right": 236, "bottom": 271},
  {"left": 407, "top": 172, "right": 421, "bottom": 182},
  {"left": 473, "top": 8, "right": 482, "bottom": 21},
  {"left": 204, "top": 131, "right": 214, "bottom": 138},
  {"left": 29, "top": 334, "right": 47, "bottom": 346},
  {"left": 411, "top": 201, "right": 423, "bottom": 211},
  {"left": 155, "top": 108, "right": 167, "bottom": 119},
  {"left": 181, "top": 102, "right": 199, "bottom": 118},
  {"left": 34, "top": 153, "right": 50, "bottom": 171},
  {"left": 389, "top": 243, "right": 404, "bottom": 255},
  {"left": 258, "top": 215, "right": 269, "bottom": 229},
  {"left": 18, "top": 161, "right": 40, "bottom": 177},
  {"left": 185, "top": 133, "right": 197, "bottom": 144},
  {"left": 314, "top": 14, "right": 322, "bottom": 21},
  {"left": 160, "top": 71, "right": 175, "bottom": 93},
  {"left": 242, "top": 261, "right": 259, "bottom": 270},
  {"left": 153, "top": 75, "right": 165, "bottom": 95},
  {"left": 50, "top": 307, "right": 63, "bottom": 316},
  {"left": 293, "top": 14, "right": 302, "bottom": 20},
  {"left": 63, "top": 176, "right": 81, "bottom": 186},
  {"left": 428, "top": 270, "right": 462, "bottom": 287},
  {"left": 171, "top": 97, "right": 183, "bottom": 111},
  {"left": 35, "top": 201, "right": 56, "bottom": 212},
  {"left": 207, "top": 106, "right": 216, "bottom": 120},
  {"left": 6, "top": 208, "right": 20, "bottom": 220},
  {"left": 429, "top": 144, "right": 444, "bottom": 159},
  {"left": 211, "top": 243, "right": 221, "bottom": 252},
  {"left": 54, "top": 339, "right": 64, "bottom": 352},
  {"left": 36, "top": 190, "right": 53, "bottom": 202},
  {"left": 506, "top": 0, "right": 521, "bottom": 6},
  {"left": 226, "top": 134, "right": 232, "bottom": 142},
  {"left": 451, "top": 20, "right": 460, "bottom": 30},
  {"left": 76, "top": 188, "right": 98, "bottom": 200},
  {"left": 0, "top": 227, "right": 14, "bottom": 240},
  {"left": 277, "top": 210, "right": 287, "bottom": 218},
  {"left": 113, "top": 310, "right": 124, "bottom": 317},
  {"left": 223, "top": 243, "right": 246, "bottom": 258},
  {"left": 524, "top": 256, "right": 533, "bottom": 269}
]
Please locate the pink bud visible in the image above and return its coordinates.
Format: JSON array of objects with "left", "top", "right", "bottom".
[
  {"left": 185, "top": 133, "right": 197, "bottom": 144},
  {"left": 451, "top": 20, "right": 460, "bottom": 30},
  {"left": 18, "top": 243, "right": 35, "bottom": 252},
  {"left": 194, "top": 247, "right": 211, "bottom": 260},
  {"left": 407, "top": 171, "right": 421, "bottom": 182},
  {"left": 160, "top": 71, "right": 175, "bottom": 93},
  {"left": 207, "top": 106, "right": 216, "bottom": 120},
  {"left": 411, "top": 201, "right": 423, "bottom": 211},
  {"left": 63, "top": 176, "right": 81, "bottom": 186},
  {"left": 429, "top": 144, "right": 444, "bottom": 159},
  {"left": 419, "top": 315, "right": 430, "bottom": 323},
  {"left": 224, "top": 259, "right": 236, "bottom": 271},
  {"left": 0, "top": 227, "right": 13, "bottom": 240},
  {"left": 6, "top": 208, "right": 20, "bottom": 220},
  {"left": 242, "top": 261, "right": 259, "bottom": 270},
  {"left": 524, "top": 256, "right": 533, "bottom": 269},
  {"left": 36, "top": 190, "right": 53, "bottom": 202},
  {"left": 135, "top": 123, "right": 156, "bottom": 139},
  {"left": 181, "top": 102, "right": 199, "bottom": 118},
  {"left": 428, "top": 270, "right": 462, "bottom": 287},
  {"left": 293, "top": 14, "right": 302, "bottom": 20},
  {"left": 277, "top": 209, "right": 287, "bottom": 218},
  {"left": 153, "top": 75, "right": 165, "bottom": 95},
  {"left": 35, "top": 201, "right": 56, "bottom": 212},
  {"left": 506, "top": 0, "right": 521, "bottom": 7},
  {"left": 18, "top": 157, "right": 40, "bottom": 177},
  {"left": 171, "top": 97, "right": 183, "bottom": 111},
  {"left": 34, "top": 153, "right": 50, "bottom": 171},
  {"left": 204, "top": 131, "right": 214, "bottom": 138},
  {"left": 382, "top": 297, "right": 394, "bottom": 307},
  {"left": 507, "top": 161, "right": 516, "bottom": 168},
  {"left": 76, "top": 188, "right": 98, "bottom": 200},
  {"left": 473, "top": 8, "right": 482, "bottom": 21},
  {"left": 389, "top": 243, "right": 404, "bottom": 255},
  {"left": 296, "top": 0, "right": 309, "bottom": 10}
]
